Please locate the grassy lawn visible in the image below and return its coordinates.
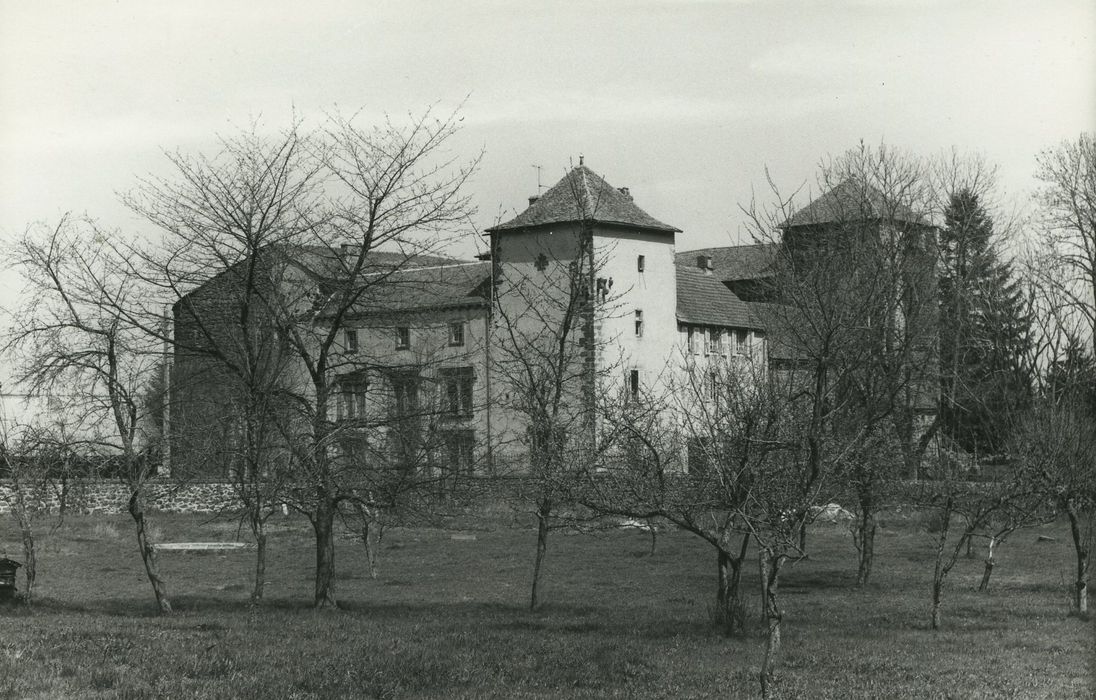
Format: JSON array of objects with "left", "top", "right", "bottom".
[{"left": 0, "top": 512, "right": 1091, "bottom": 699}]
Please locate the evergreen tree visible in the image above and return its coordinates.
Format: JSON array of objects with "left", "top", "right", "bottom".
[{"left": 938, "top": 190, "right": 1031, "bottom": 454}]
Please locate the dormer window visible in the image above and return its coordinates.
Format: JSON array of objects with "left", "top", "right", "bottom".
[{"left": 344, "top": 329, "right": 358, "bottom": 353}]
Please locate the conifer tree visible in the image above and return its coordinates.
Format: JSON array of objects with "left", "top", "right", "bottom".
[{"left": 938, "top": 190, "right": 1030, "bottom": 455}]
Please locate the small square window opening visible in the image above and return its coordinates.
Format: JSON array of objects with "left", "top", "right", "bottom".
[
  {"left": 395, "top": 326, "right": 411, "bottom": 350},
  {"left": 449, "top": 321, "right": 465, "bottom": 347}
]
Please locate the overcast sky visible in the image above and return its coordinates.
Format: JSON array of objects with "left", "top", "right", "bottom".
[{"left": 1, "top": 0, "right": 1093, "bottom": 261}]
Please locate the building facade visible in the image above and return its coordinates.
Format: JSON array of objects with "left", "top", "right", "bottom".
[{"left": 169, "top": 162, "right": 936, "bottom": 478}]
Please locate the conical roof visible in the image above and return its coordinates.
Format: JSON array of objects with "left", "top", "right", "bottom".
[{"left": 486, "top": 165, "right": 679, "bottom": 233}]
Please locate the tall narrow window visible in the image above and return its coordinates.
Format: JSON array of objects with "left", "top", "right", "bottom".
[
  {"left": 637, "top": 254, "right": 645, "bottom": 272},
  {"left": 707, "top": 328, "right": 723, "bottom": 356},
  {"left": 439, "top": 367, "right": 474, "bottom": 418},
  {"left": 735, "top": 329, "right": 748, "bottom": 355},
  {"left": 344, "top": 328, "right": 358, "bottom": 353},
  {"left": 395, "top": 326, "right": 410, "bottom": 350},
  {"left": 687, "top": 326, "right": 697, "bottom": 354},
  {"left": 338, "top": 373, "right": 368, "bottom": 421},
  {"left": 448, "top": 321, "right": 465, "bottom": 347},
  {"left": 629, "top": 369, "right": 640, "bottom": 399},
  {"left": 635, "top": 309, "right": 644, "bottom": 338}
]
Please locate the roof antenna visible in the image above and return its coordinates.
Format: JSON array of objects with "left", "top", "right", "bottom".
[{"left": 532, "top": 164, "right": 543, "bottom": 193}]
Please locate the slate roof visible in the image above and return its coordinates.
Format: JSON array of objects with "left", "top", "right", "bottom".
[
  {"left": 742, "top": 302, "right": 802, "bottom": 361},
  {"left": 487, "top": 165, "right": 680, "bottom": 234},
  {"left": 678, "top": 243, "right": 777, "bottom": 282},
  {"left": 675, "top": 264, "right": 757, "bottom": 329},
  {"left": 294, "top": 246, "right": 461, "bottom": 276},
  {"left": 784, "top": 180, "right": 929, "bottom": 228},
  {"left": 349, "top": 261, "right": 491, "bottom": 316}
]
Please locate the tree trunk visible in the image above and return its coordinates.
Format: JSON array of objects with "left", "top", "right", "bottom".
[
  {"left": 759, "top": 548, "right": 784, "bottom": 700},
  {"left": 1065, "top": 502, "right": 1089, "bottom": 615},
  {"left": 930, "top": 576, "right": 944, "bottom": 630},
  {"left": 251, "top": 525, "right": 267, "bottom": 604},
  {"left": 529, "top": 504, "right": 550, "bottom": 611},
  {"left": 16, "top": 500, "right": 36, "bottom": 605},
  {"left": 361, "top": 517, "right": 380, "bottom": 579},
  {"left": 646, "top": 518, "right": 657, "bottom": 556},
  {"left": 312, "top": 497, "right": 338, "bottom": 609},
  {"left": 714, "top": 533, "right": 749, "bottom": 635},
  {"left": 855, "top": 507, "right": 876, "bottom": 587},
  {"left": 929, "top": 499, "right": 954, "bottom": 631},
  {"left": 128, "top": 490, "right": 172, "bottom": 614},
  {"left": 978, "top": 536, "right": 996, "bottom": 593}
]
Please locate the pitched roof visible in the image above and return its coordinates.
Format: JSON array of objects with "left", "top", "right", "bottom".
[
  {"left": 349, "top": 261, "right": 491, "bottom": 316},
  {"left": 742, "top": 302, "right": 802, "bottom": 360},
  {"left": 486, "top": 165, "right": 679, "bottom": 234},
  {"left": 677, "top": 243, "right": 777, "bottom": 282},
  {"left": 784, "top": 180, "right": 929, "bottom": 228},
  {"left": 675, "top": 263, "right": 760, "bottom": 329}
]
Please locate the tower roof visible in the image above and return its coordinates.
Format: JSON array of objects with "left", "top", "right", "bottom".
[
  {"left": 783, "top": 179, "right": 929, "bottom": 229},
  {"left": 486, "top": 164, "right": 680, "bottom": 234}
]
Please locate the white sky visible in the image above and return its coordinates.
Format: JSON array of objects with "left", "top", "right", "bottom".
[{"left": 1, "top": 0, "right": 1093, "bottom": 260}]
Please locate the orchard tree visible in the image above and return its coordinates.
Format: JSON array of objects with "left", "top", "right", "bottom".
[
  {"left": 743, "top": 142, "right": 937, "bottom": 585},
  {"left": 120, "top": 109, "right": 480, "bottom": 608},
  {"left": 1035, "top": 133, "right": 1096, "bottom": 355},
  {"left": 587, "top": 357, "right": 776, "bottom": 636},
  {"left": 4, "top": 216, "right": 172, "bottom": 613},
  {"left": 487, "top": 164, "right": 623, "bottom": 611}
]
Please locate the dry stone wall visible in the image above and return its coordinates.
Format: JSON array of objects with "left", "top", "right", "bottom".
[{"left": 0, "top": 479, "right": 239, "bottom": 515}]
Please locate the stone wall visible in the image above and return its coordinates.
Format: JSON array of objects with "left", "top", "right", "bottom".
[{"left": 0, "top": 479, "right": 240, "bottom": 515}]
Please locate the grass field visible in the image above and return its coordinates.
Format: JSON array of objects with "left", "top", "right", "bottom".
[{"left": 0, "top": 511, "right": 1092, "bottom": 699}]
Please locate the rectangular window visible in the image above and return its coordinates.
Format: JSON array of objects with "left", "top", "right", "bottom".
[
  {"left": 735, "top": 329, "right": 748, "bottom": 355},
  {"left": 448, "top": 321, "right": 465, "bottom": 347},
  {"left": 344, "top": 328, "right": 358, "bottom": 353},
  {"left": 687, "top": 326, "right": 696, "bottom": 354},
  {"left": 629, "top": 369, "right": 640, "bottom": 399},
  {"left": 637, "top": 255, "right": 645, "bottom": 272},
  {"left": 337, "top": 373, "right": 368, "bottom": 421},
  {"left": 443, "top": 430, "right": 476, "bottom": 476},
  {"left": 635, "top": 309, "right": 644, "bottom": 338},
  {"left": 395, "top": 326, "right": 410, "bottom": 350},
  {"left": 391, "top": 373, "right": 419, "bottom": 418},
  {"left": 706, "top": 328, "right": 722, "bottom": 356},
  {"left": 439, "top": 367, "right": 474, "bottom": 418}
]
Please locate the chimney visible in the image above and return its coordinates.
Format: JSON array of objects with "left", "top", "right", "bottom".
[
  {"left": 618, "top": 186, "right": 632, "bottom": 201},
  {"left": 528, "top": 195, "right": 540, "bottom": 206},
  {"left": 697, "top": 255, "right": 714, "bottom": 274}
]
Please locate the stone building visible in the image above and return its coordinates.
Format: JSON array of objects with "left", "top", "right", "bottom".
[{"left": 168, "top": 162, "right": 936, "bottom": 478}]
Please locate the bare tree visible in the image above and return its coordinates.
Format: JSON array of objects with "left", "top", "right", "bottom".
[
  {"left": 0, "top": 419, "right": 64, "bottom": 605},
  {"left": 743, "top": 142, "right": 938, "bottom": 586},
  {"left": 4, "top": 216, "right": 171, "bottom": 613},
  {"left": 122, "top": 109, "right": 480, "bottom": 608},
  {"left": 490, "top": 220, "right": 602, "bottom": 611},
  {"left": 587, "top": 356, "right": 772, "bottom": 636},
  {"left": 910, "top": 458, "right": 1044, "bottom": 630},
  {"left": 1035, "top": 133, "right": 1096, "bottom": 355},
  {"left": 1016, "top": 359, "right": 1096, "bottom": 614}
]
